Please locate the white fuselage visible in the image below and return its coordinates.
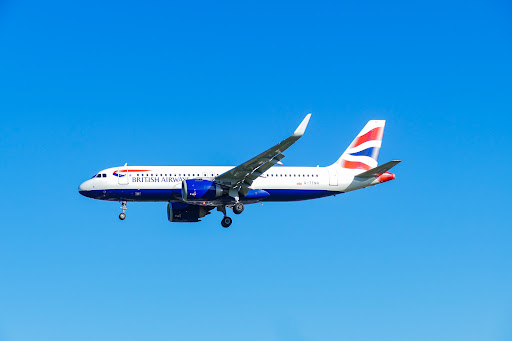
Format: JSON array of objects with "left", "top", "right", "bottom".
[{"left": 78, "top": 165, "right": 378, "bottom": 203}]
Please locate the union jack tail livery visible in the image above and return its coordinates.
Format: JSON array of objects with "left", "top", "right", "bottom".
[{"left": 334, "top": 120, "right": 385, "bottom": 171}]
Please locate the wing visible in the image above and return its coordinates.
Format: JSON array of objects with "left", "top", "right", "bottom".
[{"left": 215, "top": 114, "right": 311, "bottom": 197}]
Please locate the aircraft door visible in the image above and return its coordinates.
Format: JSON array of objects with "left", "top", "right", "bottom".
[
  {"left": 118, "top": 165, "right": 129, "bottom": 185},
  {"left": 328, "top": 168, "right": 338, "bottom": 186}
]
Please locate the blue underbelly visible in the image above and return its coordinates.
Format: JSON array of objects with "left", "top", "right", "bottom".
[
  {"left": 263, "top": 189, "right": 338, "bottom": 201},
  {"left": 79, "top": 188, "right": 339, "bottom": 202}
]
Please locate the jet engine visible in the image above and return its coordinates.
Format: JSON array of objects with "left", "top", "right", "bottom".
[
  {"left": 167, "top": 202, "right": 210, "bottom": 222},
  {"left": 181, "top": 179, "right": 224, "bottom": 202}
]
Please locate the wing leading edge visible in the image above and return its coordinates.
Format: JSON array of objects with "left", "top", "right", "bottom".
[{"left": 215, "top": 114, "right": 312, "bottom": 197}]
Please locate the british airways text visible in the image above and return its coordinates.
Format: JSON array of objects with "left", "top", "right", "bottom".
[{"left": 131, "top": 176, "right": 187, "bottom": 183}]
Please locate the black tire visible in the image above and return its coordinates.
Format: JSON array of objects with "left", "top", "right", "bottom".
[
  {"left": 221, "top": 216, "right": 232, "bottom": 228},
  {"left": 119, "top": 212, "right": 126, "bottom": 220},
  {"left": 233, "top": 202, "right": 244, "bottom": 215}
]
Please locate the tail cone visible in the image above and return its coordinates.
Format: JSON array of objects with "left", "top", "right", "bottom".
[{"left": 377, "top": 172, "right": 395, "bottom": 183}]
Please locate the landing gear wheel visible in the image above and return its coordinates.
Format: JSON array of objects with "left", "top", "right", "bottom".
[
  {"left": 119, "top": 212, "right": 126, "bottom": 220},
  {"left": 233, "top": 202, "right": 244, "bottom": 215},
  {"left": 221, "top": 216, "right": 232, "bottom": 228}
]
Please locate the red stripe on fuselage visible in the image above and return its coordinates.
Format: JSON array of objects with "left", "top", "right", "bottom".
[
  {"left": 351, "top": 127, "right": 383, "bottom": 148},
  {"left": 117, "top": 169, "right": 150, "bottom": 173}
]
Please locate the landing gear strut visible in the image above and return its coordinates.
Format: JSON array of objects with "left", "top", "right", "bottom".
[
  {"left": 119, "top": 201, "right": 127, "bottom": 220},
  {"left": 233, "top": 202, "right": 244, "bottom": 215},
  {"left": 217, "top": 205, "right": 232, "bottom": 228}
]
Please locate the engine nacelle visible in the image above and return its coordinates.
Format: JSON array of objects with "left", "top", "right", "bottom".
[
  {"left": 167, "top": 202, "right": 209, "bottom": 222},
  {"left": 181, "top": 179, "right": 223, "bottom": 202}
]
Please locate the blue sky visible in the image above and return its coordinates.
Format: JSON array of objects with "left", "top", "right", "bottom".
[{"left": 0, "top": 0, "right": 511, "bottom": 340}]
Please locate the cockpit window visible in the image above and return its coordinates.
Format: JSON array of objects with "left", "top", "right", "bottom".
[
  {"left": 102, "top": 174, "right": 106, "bottom": 177},
  {"left": 91, "top": 174, "right": 97, "bottom": 179},
  {"left": 96, "top": 174, "right": 101, "bottom": 178}
]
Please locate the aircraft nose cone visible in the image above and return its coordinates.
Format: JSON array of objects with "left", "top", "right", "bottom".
[
  {"left": 78, "top": 183, "right": 86, "bottom": 196},
  {"left": 78, "top": 180, "right": 92, "bottom": 196}
]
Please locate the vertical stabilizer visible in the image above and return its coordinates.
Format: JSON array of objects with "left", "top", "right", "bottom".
[{"left": 333, "top": 120, "right": 385, "bottom": 170}]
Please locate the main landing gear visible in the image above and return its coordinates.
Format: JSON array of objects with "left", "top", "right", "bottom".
[
  {"left": 217, "top": 202, "right": 245, "bottom": 228},
  {"left": 233, "top": 202, "right": 244, "bottom": 215},
  {"left": 217, "top": 205, "right": 232, "bottom": 228},
  {"left": 221, "top": 216, "right": 232, "bottom": 228},
  {"left": 119, "top": 201, "right": 127, "bottom": 220}
]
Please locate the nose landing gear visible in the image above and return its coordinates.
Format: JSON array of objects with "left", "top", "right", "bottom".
[{"left": 119, "top": 201, "right": 127, "bottom": 220}]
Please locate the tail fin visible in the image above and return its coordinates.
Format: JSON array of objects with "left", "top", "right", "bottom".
[{"left": 333, "top": 120, "right": 385, "bottom": 171}]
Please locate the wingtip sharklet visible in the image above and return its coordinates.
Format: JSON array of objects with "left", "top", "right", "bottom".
[{"left": 293, "top": 113, "right": 312, "bottom": 137}]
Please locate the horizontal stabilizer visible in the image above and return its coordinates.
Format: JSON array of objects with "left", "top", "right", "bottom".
[{"left": 355, "top": 160, "right": 401, "bottom": 178}]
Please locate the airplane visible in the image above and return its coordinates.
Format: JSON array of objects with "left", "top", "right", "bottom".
[{"left": 78, "top": 115, "right": 400, "bottom": 227}]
